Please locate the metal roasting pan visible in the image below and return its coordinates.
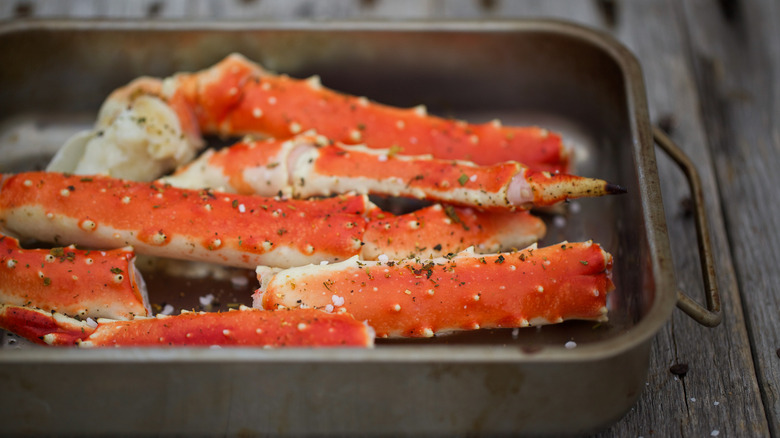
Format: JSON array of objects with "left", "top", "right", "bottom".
[{"left": 0, "top": 19, "right": 721, "bottom": 436}]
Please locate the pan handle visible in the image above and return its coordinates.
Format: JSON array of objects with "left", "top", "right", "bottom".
[{"left": 653, "top": 127, "right": 722, "bottom": 327}]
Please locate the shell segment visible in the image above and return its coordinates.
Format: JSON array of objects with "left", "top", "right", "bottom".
[
  {"left": 0, "top": 172, "right": 369, "bottom": 268},
  {"left": 0, "top": 234, "right": 149, "bottom": 320},
  {"left": 168, "top": 53, "right": 569, "bottom": 173}
]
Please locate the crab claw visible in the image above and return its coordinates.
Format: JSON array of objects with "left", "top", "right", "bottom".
[
  {"left": 164, "top": 133, "right": 619, "bottom": 210},
  {"left": 254, "top": 241, "right": 614, "bottom": 338}
]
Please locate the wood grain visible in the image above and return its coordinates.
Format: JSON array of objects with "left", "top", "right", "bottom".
[{"left": 681, "top": 0, "right": 780, "bottom": 434}]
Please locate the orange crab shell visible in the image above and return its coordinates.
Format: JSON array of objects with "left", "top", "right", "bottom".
[
  {"left": 361, "top": 204, "right": 546, "bottom": 260},
  {"left": 167, "top": 53, "right": 569, "bottom": 173},
  {"left": 0, "top": 304, "right": 92, "bottom": 346},
  {"left": 0, "top": 304, "right": 374, "bottom": 348},
  {"left": 0, "top": 172, "right": 369, "bottom": 268},
  {"left": 79, "top": 307, "right": 374, "bottom": 348},
  {"left": 256, "top": 241, "right": 613, "bottom": 338},
  {"left": 0, "top": 234, "right": 149, "bottom": 320},
  {"left": 166, "top": 133, "right": 621, "bottom": 211}
]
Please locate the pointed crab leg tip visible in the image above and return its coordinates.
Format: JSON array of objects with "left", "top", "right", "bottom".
[{"left": 606, "top": 183, "right": 627, "bottom": 195}]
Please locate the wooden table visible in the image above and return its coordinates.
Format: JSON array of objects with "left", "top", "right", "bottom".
[{"left": 2, "top": 1, "right": 777, "bottom": 436}]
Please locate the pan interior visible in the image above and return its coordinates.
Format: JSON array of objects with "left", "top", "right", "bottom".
[{"left": 0, "top": 25, "right": 652, "bottom": 350}]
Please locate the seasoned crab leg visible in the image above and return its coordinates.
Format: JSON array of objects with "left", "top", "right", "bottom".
[
  {"left": 0, "top": 234, "right": 149, "bottom": 320},
  {"left": 164, "top": 133, "right": 623, "bottom": 210},
  {"left": 255, "top": 241, "right": 613, "bottom": 338},
  {"left": 0, "top": 172, "right": 369, "bottom": 269},
  {"left": 0, "top": 172, "right": 545, "bottom": 269},
  {"left": 51, "top": 54, "right": 569, "bottom": 181},
  {"left": 0, "top": 304, "right": 374, "bottom": 347},
  {"left": 170, "top": 53, "right": 570, "bottom": 173}
]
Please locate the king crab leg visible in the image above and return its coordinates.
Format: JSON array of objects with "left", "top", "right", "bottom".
[
  {"left": 163, "top": 53, "right": 569, "bottom": 173},
  {"left": 0, "top": 172, "right": 368, "bottom": 269},
  {"left": 0, "top": 234, "right": 149, "bottom": 320},
  {"left": 164, "top": 133, "right": 624, "bottom": 210},
  {"left": 0, "top": 172, "right": 546, "bottom": 269},
  {"left": 50, "top": 54, "right": 569, "bottom": 182},
  {"left": 0, "top": 304, "right": 374, "bottom": 348},
  {"left": 255, "top": 241, "right": 613, "bottom": 338}
]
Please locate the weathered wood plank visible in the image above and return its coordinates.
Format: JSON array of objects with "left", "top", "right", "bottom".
[
  {"left": 517, "top": 0, "right": 770, "bottom": 435},
  {"left": 680, "top": 0, "right": 780, "bottom": 434}
]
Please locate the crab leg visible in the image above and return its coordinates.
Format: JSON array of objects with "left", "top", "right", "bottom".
[
  {"left": 53, "top": 54, "right": 569, "bottom": 181},
  {"left": 290, "top": 142, "right": 623, "bottom": 209},
  {"left": 255, "top": 241, "right": 613, "bottom": 338},
  {"left": 164, "top": 133, "right": 623, "bottom": 210},
  {"left": 0, "top": 304, "right": 374, "bottom": 347},
  {"left": 0, "top": 172, "right": 369, "bottom": 269},
  {"left": 1, "top": 172, "right": 544, "bottom": 270},
  {"left": 0, "top": 234, "right": 149, "bottom": 320},
  {"left": 172, "top": 54, "right": 571, "bottom": 172}
]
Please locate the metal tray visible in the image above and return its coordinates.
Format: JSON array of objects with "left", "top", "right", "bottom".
[{"left": 0, "top": 19, "right": 717, "bottom": 436}]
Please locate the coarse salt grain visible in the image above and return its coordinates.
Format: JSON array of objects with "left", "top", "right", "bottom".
[
  {"left": 325, "top": 304, "right": 334, "bottom": 313},
  {"left": 378, "top": 254, "right": 389, "bottom": 264},
  {"left": 231, "top": 275, "right": 249, "bottom": 288},
  {"left": 332, "top": 295, "right": 345, "bottom": 306},
  {"left": 160, "top": 304, "right": 174, "bottom": 315},
  {"left": 199, "top": 293, "right": 215, "bottom": 307},
  {"left": 86, "top": 318, "right": 98, "bottom": 328}
]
